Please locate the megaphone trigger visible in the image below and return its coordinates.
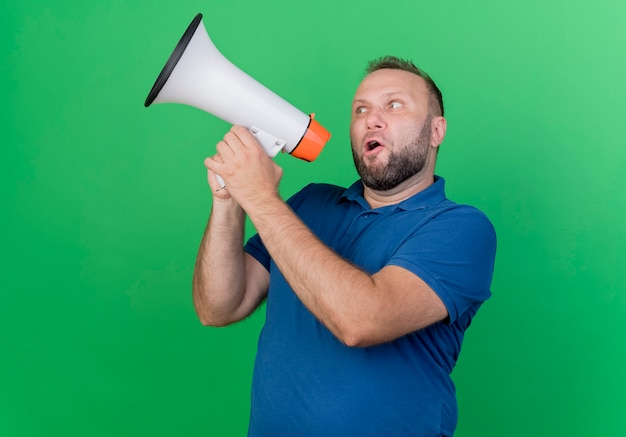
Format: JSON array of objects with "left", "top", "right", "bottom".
[{"left": 249, "top": 127, "right": 287, "bottom": 158}]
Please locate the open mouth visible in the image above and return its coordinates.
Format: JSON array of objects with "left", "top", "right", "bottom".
[{"left": 366, "top": 140, "right": 384, "bottom": 153}]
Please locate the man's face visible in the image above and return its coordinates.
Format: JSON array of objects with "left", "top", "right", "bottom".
[{"left": 350, "top": 69, "right": 434, "bottom": 191}]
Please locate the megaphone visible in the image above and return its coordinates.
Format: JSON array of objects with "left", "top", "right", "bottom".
[{"left": 145, "top": 13, "right": 331, "bottom": 171}]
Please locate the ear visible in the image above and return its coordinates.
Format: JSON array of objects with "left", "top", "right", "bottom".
[{"left": 430, "top": 116, "right": 447, "bottom": 149}]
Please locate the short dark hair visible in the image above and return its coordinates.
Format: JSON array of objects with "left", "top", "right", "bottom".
[{"left": 365, "top": 56, "right": 444, "bottom": 117}]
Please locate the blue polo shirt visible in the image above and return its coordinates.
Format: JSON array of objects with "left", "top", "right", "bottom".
[{"left": 244, "top": 176, "right": 496, "bottom": 436}]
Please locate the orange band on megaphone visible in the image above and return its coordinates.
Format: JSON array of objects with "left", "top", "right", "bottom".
[{"left": 290, "top": 115, "right": 331, "bottom": 162}]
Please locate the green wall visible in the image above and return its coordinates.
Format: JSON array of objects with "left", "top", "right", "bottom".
[{"left": 3, "top": 0, "right": 625, "bottom": 435}]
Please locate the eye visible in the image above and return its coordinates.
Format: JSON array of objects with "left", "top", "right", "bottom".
[
  {"left": 389, "top": 100, "right": 402, "bottom": 109},
  {"left": 355, "top": 106, "right": 368, "bottom": 115}
]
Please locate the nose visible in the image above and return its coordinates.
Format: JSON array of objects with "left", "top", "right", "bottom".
[{"left": 366, "top": 108, "right": 386, "bottom": 131}]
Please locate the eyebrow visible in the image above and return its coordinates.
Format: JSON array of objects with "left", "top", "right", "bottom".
[{"left": 352, "top": 90, "right": 406, "bottom": 105}]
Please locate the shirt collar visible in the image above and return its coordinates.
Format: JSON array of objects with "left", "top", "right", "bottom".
[{"left": 339, "top": 176, "right": 447, "bottom": 211}]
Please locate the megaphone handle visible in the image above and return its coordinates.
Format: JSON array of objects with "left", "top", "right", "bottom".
[
  {"left": 213, "top": 126, "right": 281, "bottom": 192},
  {"left": 215, "top": 174, "right": 226, "bottom": 191}
]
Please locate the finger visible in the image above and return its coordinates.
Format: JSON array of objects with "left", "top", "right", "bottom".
[
  {"left": 215, "top": 139, "right": 235, "bottom": 159},
  {"left": 205, "top": 162, "right": 229, "bottom": 194},
  {"left": 229, "top": 125, "right": 253, "bottom": 146},
  {"left": 225, "top": 126, "right": 251, "bottom": 148},
  {"left": 204, "top": 155, "right": 225, "bottom": 178},
  {"left": 208, "top": 169, "right": 226, "bottom": 190},
  {"left": 206, "top": 153, "right": 224, "bottom": 165}
]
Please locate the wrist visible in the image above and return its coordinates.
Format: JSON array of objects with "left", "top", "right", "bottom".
[
  {"left": 211, "top": 196, "right": 245, "bottom": 223},
  {"left": 243, "top": 192, "right": 290, "bottom": 230}
]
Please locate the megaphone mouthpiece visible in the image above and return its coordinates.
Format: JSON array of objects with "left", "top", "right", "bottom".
[{"left": 291, "top": 115, "right": 330, "bottom": 162}]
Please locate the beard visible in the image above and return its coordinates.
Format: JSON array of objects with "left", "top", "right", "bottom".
[{"left": 352, "top": 117, "right": 432, "bottom": 191}]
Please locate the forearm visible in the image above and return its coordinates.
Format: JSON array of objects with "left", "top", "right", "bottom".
[
  {"left": 244, "top": 195, "right": 376, "bottom": 344},
  {"left": 192, "top": 199, "right": 249, "bottom": 326}
]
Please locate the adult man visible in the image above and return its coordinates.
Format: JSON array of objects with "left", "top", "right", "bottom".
[{"left": 193, "top": 56, "right": 496, "bottom": 436}]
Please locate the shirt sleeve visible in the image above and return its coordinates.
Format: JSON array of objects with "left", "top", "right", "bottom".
[{"left": 388, "top": 207, "right": 497, "bottom": 323}]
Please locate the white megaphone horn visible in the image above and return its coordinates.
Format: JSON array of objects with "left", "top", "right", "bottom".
[{"left": 145, "top": 13, "right": 331, "bottom": 173}]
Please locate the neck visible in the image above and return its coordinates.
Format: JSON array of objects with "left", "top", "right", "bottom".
[{"left": 363, "top": 173, "right": 435, "bottom": 209}]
